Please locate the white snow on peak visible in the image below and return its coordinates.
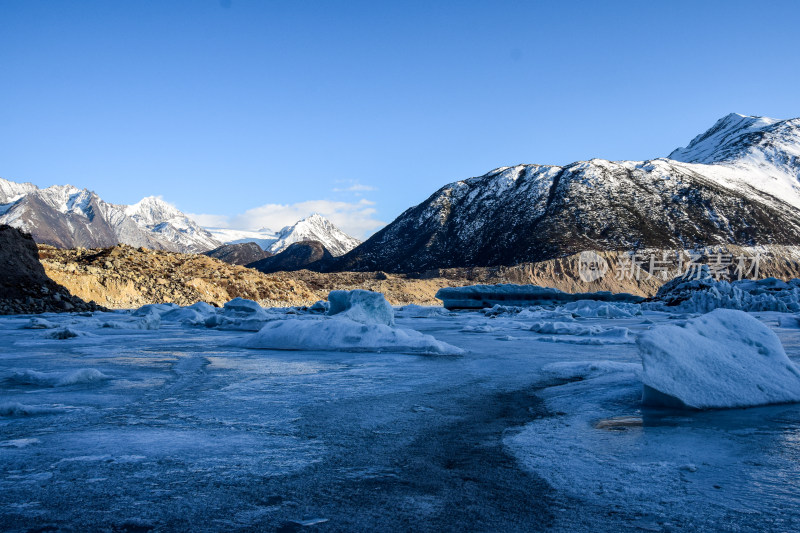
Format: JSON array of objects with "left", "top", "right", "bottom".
[
  {"left": 668, "top": 113, "right": 782, "bottom": 164},
  {"left": 208, "top": 213, "right": 361, "bottom": 257},
  {"left": 0, "top": 177, "right": 38, "bottom": 204},
  {"left": 0, "top": 177, "right": 221, "bottom": 252},
  {"left": 122, "top": 195, "right": 220, "bottom": 251},
  {"left": 124, "top": 196, "right": 184, "bottom": 226},
  {"left": 666, "top": 113, "right": 800, "bottom": 208},
  {"left": 270, "top": 213, "right": 361, "bottom": 257}
]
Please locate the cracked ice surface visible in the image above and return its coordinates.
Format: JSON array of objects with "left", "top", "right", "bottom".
[{"left": 1, "top": 307, "right": 800, "bottom": 531}]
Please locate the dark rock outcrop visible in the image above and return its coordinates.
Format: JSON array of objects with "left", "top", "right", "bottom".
[
  {"left": 247, "top": 240, "right": 334, "bottom": 274},
  {"left": 0, "top": 225, "right": 104, "bottom": 315},
  {"left": 204, "top": 242, "right": 271, "bottom": 266}
]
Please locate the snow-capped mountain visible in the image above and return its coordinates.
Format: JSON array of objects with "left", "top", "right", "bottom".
[
  {"left": 668, "top": 113, "right": 800, "bottom": 209},
  {"left": 208, "top": 213, "right": 361, "bottom": 257},
  {"left": 0, "top": 179, "right": 221, "bottom": 253},
  {"left": 334, "top": 114, "right": 800, "bottom": 273},
  {"left": 271, "top": 214, "right": 361, "bottom": 256}
]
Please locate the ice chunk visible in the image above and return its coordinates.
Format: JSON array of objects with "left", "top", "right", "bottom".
[
  {"left": 436, "top": 284, "right": 643, "bottom": 310},
  {"left": 25, "top": 317, "right": 57, "bottom": 329},
  {"left": 542, "top": 361, "right": 642, "bottom": 380},
  {"left": 6, "top": 368, "right": 109, "bottom": 387},
  {"left": 530, "top": 321, "right": 634, "bottom": 344},
  {"left": 223, "top": 297, "right": 265, "bottom": 314},
  {"left": 308, "top": 300, "right": 329, "bottom": 313},
  {"left": 131, "top": 303, "right": 179, "bottom": 317},
  {"left": 327, "top": 290, "right": 395, "bottom": 326},
  {"left": 161, "top": 302, "right": 216, "bottom": 325},
  {"left": 238, "top": 318, "right": 463, "bottom": 355},
  {"left": 460, "top": 325, "right": 496, "bottom": 333},
  {"left": 135, "top": 310, "right": 161, "bottom": 330},
  {"left": 536, "top": 327, "right": 635, "bottom": 345},
  {"left": 45, "top": 327, "right": 91, "bottom": 339},
  {"left": 649, "top": 270, "right": 800, "bottom": 313},
  {"left": 637, "top": 309, "right": 800, "bottom": 409},
  {"left": 530, "top": 321, "right": 603, "bottom": 336},
  {"left": 394, "top": 304, "right": 447, "bottom": 318},
  {"left": 561, "top": 300, "right": 639, "bottom": 318}
]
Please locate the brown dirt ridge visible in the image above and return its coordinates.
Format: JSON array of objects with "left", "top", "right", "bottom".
[{"left": 36, "top": 244, "right": 800, "bottom": 310}]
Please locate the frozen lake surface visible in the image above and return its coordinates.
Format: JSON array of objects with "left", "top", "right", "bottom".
[{"left": 2, "top": 306, "right": 800, "bottom": 531}]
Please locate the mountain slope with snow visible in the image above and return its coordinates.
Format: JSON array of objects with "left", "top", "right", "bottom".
[
  {"left": 208, "top": 214, "right": 360, "bottom": 257},
  {"left": 333, "top": 114, "right": 800, "bottom": 273},
  {"left": 0, "top": 179, "right": 221, "bottom": 253},
  {"left": 668, "top": 113, "right": 800, "bottom": 209}
]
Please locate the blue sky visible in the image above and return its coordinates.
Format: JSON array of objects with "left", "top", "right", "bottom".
[{"left": 1, "top": 0, "right": 799, "bottom": 237}]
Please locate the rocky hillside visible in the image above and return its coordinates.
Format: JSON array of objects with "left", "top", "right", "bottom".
[
  {"left": 333, "top": 114, "right": 800, "bottom": 273},
  {"left": 38, "top": 244, "right": 319, "bottom": 309},
  {"left": 203, "top": 242, "right": 271, "bottom": 265},
  {"left": 38, "top": 242, "right": 800, "bottom": 309},
  {"left": 247, "top": 240, "right": 334, "bottom": 274},
  {"left": 0, "top": 225, "right": 104, "bottom": 315}
]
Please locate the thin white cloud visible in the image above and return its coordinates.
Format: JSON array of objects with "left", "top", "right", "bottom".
[
  {"left": 188, "top": 213, "right": 230, "bottom": 228},
  {"left": 332, "top": 183, "right": 377, "bottom": 193},
  {"left": 189, "top": 198, "right": 385, "bottom": 240}
]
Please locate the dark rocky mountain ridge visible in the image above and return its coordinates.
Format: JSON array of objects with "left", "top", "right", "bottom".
[{"left": 329, "top": 114, "right": 800, "bottom": 273}]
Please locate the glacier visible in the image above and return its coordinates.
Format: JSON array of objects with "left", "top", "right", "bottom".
[{"left": 3, "top": 296, "right": 800, "bottom": 530}]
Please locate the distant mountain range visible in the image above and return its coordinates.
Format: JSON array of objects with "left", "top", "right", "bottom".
[
  {"left": 6, "top": 113, "right": 799, "bottom": 275},
  {"left": 331, "top": 113, "right": 800, "bottom": 273},
  {"left": 0, "top": 179, "right": 361, "bottom": 256},
  {"left": 207, "top": 213, "right": 361, "bottom": 257},
  {"left": 0, "top": 180, "right": 219, "bottom": 253}
]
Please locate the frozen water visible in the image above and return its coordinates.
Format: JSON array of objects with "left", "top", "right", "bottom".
[
  {"left": 638, "top": 309, "right": 800, "bottom": 409},
  {"left": 2, "top": 306, "right": 800, "bottom": 530}
]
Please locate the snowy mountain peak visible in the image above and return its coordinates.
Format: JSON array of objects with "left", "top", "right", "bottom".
[
  {"left": 662, "top": 113, "right": 800, "bottom": 209},
  {"left": 124, "top": 196, "right": 184, "bottom": 225},
  {"left": 272, "top": 213, "right": 361, "bottom": 257},
  {"left": 668, "top": 113, "right": 791, "bottom": 164},
  {"left": 207, "top": 213, "right": 361, "bottom": 257},
  {"left": 0, "top": 179, "right": 220, "bottom": 252},
  {"left": 0, "top": 177, "right": 39, "bottom": 204}
]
